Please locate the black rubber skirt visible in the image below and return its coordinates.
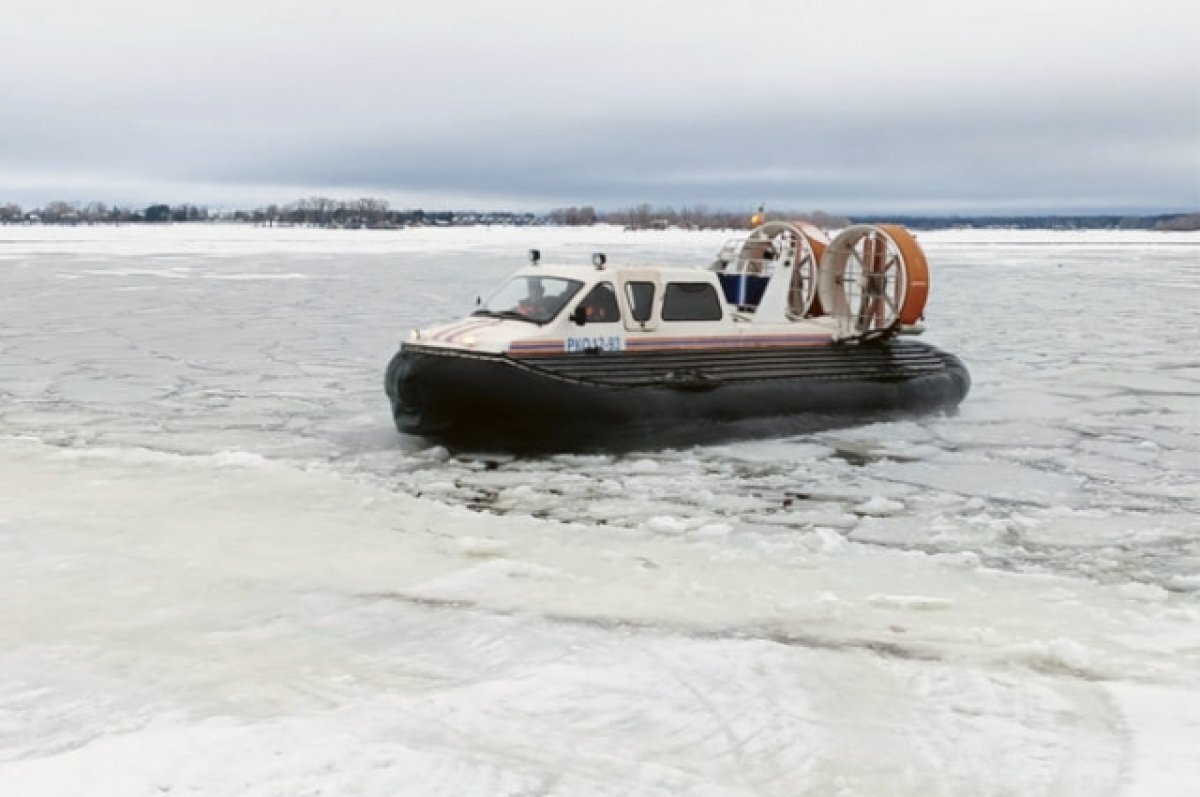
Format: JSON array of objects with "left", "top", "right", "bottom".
[{"left": 385, "top": 340, "right": 970, "bottom": 450}]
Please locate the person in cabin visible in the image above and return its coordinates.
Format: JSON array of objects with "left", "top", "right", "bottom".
[
  {"left": 517, "top": 279, "right": 546, "bottom": 316},
  {"left": 581, "top": 283, "right": 619, "bottom": 322}
]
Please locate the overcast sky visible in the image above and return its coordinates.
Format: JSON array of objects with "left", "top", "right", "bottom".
[{"left": 1, "top": 0, "right": 1197, "bottom": 213}]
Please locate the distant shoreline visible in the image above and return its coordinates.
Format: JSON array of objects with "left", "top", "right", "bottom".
[
  {"left": 2, "top": 218, "right": 1198, "bottom": 232},
  {"left": 1, "top": 199, "right": 1196, "bottom": 231}
]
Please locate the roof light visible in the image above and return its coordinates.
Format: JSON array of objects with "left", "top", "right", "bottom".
[
  {"left": 528, "top": 248, "right": 541, "bottom": 265},
  {"left": 592, "top": 252, "right": 607, "bottom": 269}
]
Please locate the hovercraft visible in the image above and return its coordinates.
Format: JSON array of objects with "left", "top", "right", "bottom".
[{"left": 385, "top": 222, "right": 970, "bottom": 448}]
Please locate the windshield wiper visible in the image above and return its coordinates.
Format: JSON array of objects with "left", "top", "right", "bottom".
[{"left": 471, "top": 309, "right": 540, "bottom": 324}]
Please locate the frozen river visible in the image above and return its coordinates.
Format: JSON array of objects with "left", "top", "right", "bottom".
[{"left": 2, "top": 224, "right": 1198, "bottom": 795}]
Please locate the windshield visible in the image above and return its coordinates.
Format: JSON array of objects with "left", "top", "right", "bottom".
[{"left": 474, "top": 275, "right": 584, "bottom": 325}]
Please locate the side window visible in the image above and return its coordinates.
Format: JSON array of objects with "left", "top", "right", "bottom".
[
  {"left": 578, "top": 282, "right": 621, "bottom": 323},
  {"left": 625, "top": 281, "right": 655, "bottom": 323},
  {"left": 662, "top": 282, "right": 723, "bottom": 321}
]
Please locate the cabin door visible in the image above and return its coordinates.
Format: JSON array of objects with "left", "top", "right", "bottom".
[{"left": 618, "top": 271, "right": 661, "bottom": 333}]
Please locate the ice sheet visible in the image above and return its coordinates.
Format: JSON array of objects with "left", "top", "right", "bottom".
[{"left": 2, "top": 225, "right": 1198, "bottom": 794}]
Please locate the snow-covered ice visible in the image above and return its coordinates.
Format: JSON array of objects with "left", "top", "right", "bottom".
[{"left": 2, "top": 225, "right": 1198, "bottom": 795}]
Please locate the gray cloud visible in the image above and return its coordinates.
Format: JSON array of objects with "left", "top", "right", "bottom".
[{"left": 1, "top": 0, "right": 1197, "bottom": 212}]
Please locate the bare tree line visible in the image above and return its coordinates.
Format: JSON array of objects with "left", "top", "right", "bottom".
[
  {"left": 2, "top": 198, "right": 1197, "bottom": 231},
  {"left": 0, "top": 201, "right": 208, "bottom": 225},
  {"left": 0, "top": 197, "right": 534, "bottom": 228},
  {"left": 1154, "top": 212, "right": 1200, "bottom": 231}
]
